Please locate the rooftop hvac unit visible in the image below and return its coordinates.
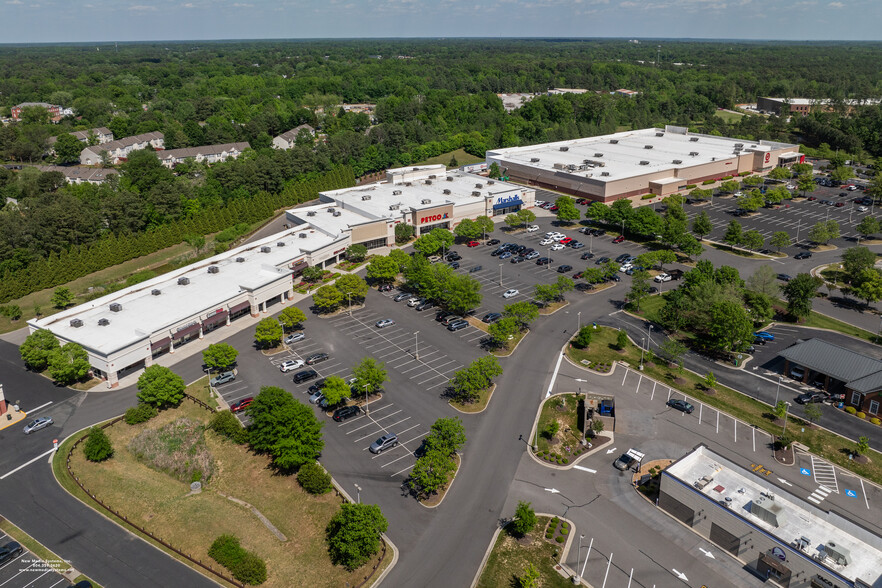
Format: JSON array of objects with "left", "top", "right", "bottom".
[
  {"left": 393, "top": 190, "right": 402, "bottom": 195},
  {"left": 151, "top": 289, "right": 161, "bottom": 295},
  {"left": 109, "top": 303, "right": 123, "bottom": 312},
  {"left": 332, "top": 211, "right": 341, "bottom": 217},
  {"left": 327, "top": 207, "right": 335, "bottom": 213},
  {"left": 530, "top": 157, "right": 540, "bottom": 162},
  {"left": 443, "top": 189, "right": 451, "bottom": 195},
  {"left": 298, "top": 233, "right": 308, "bottom": 238},
  {"left": 639, "top": 160, "right": 650, "bottom": 165},
  {"left": 823, "top": 542, "right": 851, "bottom": 566},
  {"left": 601, "top": 171, "right": 610, "bottom": 176},
  {"left": 672, "top": 159, "right": 683, "bottom": 164},
  {"left": 235, "top": 257, "right": 245, "bottom": 262},
  {"left": 177, "top": 277, "right": 190, "bottom": 285},
  {"left": 70, "top": 318, "right": 83, "bottom": 328},
  {"left": 656, "top": 132, "right": 664, "bottom": 137},
  {"left": 711, "top": 157, "right": 716, "bottom": 162},
  {"left": 361, "top": 195, "right": 371, "bottom": 201},
  {"left": 405, "top": 182, "right": 412, "bottom": 187},
  {"left": 750, "top": 144, "right": 757, "bottom": 148},
  {"left": 446, "top": 176, "right": 454, "bottom": 181},
  {"left": 609, "top": 139, "right": 619, "bottom": 144},
  {"left": 594, "top": 153, "right": 604, "bottom": 158},
  {"left": 429, "top": 175, "right": 437, "bottom": 179},
  {"left": 98, "top": 318, "right": 110, "bottom": 326},
  {"left": 421, "top": 199, "right": 431, "bottom": 205},
  {"left": 389, "top": 204, "right": 399, "bottom": 211},
  {"left": 425, "top": 179, "right": 432, "bottom": 185},
  {"left": 644, "top": 145, "right": 653, "bottom": 149},
  {"left": 475, "top": 183, "right": 483, "bottom": 189},
  {"left": 472, "top": 191, "right": 481, "bottom": 197},
  {"left": 277, "top": 241, "right": 286, "bottom": 247},
  {"left": 307, "top": 211, "right": 316, "bottom": 216},
  {"left": 690, "top": 137, "right": 699, "bottom": 142},
  {"left": 734, "top": 143, "right": 744, "bottom": 148},
  {"left": 689, "top": 151, "right": 699, "bottom": 157},
  {"left": 487, "top": 180, "right": 495, "bottom": 184},
  {"left": 260, "top": 246, "right": 271, "bottom": 253},
  {"left": 750, "top": 493, "right": 785, "bottom": 528},
  {"left": 559, "top": 146, "right": 569, "bottom": 151}
]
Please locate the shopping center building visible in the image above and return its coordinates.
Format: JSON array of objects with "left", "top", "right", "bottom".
[
  {"left": 486, "top": 125, "right": 802, "bottom": 203},
  {"left": 27, "top": 165, "right": 531, "bottom": 388},
  {"left": 659, "top": 445, "right": 881, "bottom": 588}
]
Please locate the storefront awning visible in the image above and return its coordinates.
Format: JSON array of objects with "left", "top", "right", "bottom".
[
  {"left": 229, "top": 301, "right": 251, "bottom": 314},
  {"left": 172, "top": 323, "right": 201, "bottom": 340},
  {"left": 493, "top": 198, "right": 523, "bottom": 210},
  {"left": 290, "top": 260, "right": 308, "bottom": 273}
]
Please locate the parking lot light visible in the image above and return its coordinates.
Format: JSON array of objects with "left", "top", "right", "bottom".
[
  {"left": 775, "top": 376, "right": 783, "bottom": 405},
  {"left": 414, "top": 331, "right": 420, "bottom": 360},
  {"left": 782, "top": 401, "right": 792, "bottom": 437},
  {"left": 348, "top": 292, "right": 353, "bottom": 317},
  {"left": 499, "top": 263, "right": 503, "bottom": 287},
  {"left": 578, "top": 312, "right": 581, "bottom": 331},
  {"left": 354, "top": 483, "right": 362, "bottom": 504},
  {"left": 363, "top": 383, "right": 371, "bottom": 415}
]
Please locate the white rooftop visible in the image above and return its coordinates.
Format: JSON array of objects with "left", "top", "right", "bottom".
[
  {"left": 289, "top": 202, "right": 377, "bottom": 238},
  {"left": 487, "top": 127, "right": 798, "bottom": 183},
  {"left": 764, "top": 97, "right": 882, "bottom": 107},
  {"left": 666, "top": 446, "right": 882, "bottom": 585},
  {"left": 30, "top": 227, "right": 339, "bottom": 355}
]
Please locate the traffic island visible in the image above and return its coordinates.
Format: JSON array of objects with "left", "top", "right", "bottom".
[
  {"left": 449, "top": 384, "right": 496, "bottom": 414},
  {"left": 416, "top": 454, "right": 461, "bottom": 509},
  {"left": 528, "top": 392, "right": 614, "bottom": 470}
]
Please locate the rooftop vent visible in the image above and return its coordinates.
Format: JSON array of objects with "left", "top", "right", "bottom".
[
  {"left": 425, "top": 179, "right": 432, "bottom": 185},
  {"left": 487, "top": 180, "right": 495, "bottom": 185},
  {"left": 260, "top": 246, "right": 271, "bottom": 253},
  {"left": 393, "top": 190, "right": 402, "bottom": 195},
  {"left": 443, "top": 189, "right": 451, "bottom": 195},
  {"left": 98, "top": 318, "right": 110, "bottom": 326},
  {"left": 750, "top": 144, "right": 757, "bottom": 148},
  {"left": 70, "top": 318, "right": 83, "bottom": 328},
  {"left": 559, "top": 146, "right": 569, "bottom": 151},
  {"left": 235, "top": 257, "right": 245, "bottom": 262},
  {"left": 298, "top": 233, "right": 308, "bottom": 238},
  {"left": 471, "top": 191, "right": 481, "bottom": 197},
  {"left": 307, "top": 211, "right": 316, "bottom": 216},
  {"left": 689, "top": 151, "right": 699, "bottom": 157},
  {"left": 823, "top": 542, "right": 851, "bottom": 566},
  {"left": 734, "top": 143, "right": 744, "bottom": 148},
  {"left": 672, "top": 159, "right": 683, "bottom": 164},
  {"left": 421, "top": 199, "right": 431, "bottom": 205},
  {"left": 389, "top": 204, "right": 400, "bottom": 211},
  {"left": 639, "top": 160, "right": 650, "bottom": 165},
  {"left": 594, "top": 153, "right": 604, "bottom": 158},
  {"left": 429, "top": 175, "right": 437, "bottom": 179},
  {"left": 177, "top": 277, "right": 190, "bottom": 285},
  {"left": 446, "top": 176, "right": 454, "bottom": 182},
  {"left": 530, "top": 157, "right": 540, "bottom": 163},
  {"left": 361, "top": 195, "right": 371, "bottom": 201},
  {"left": 609, "top": 139, "right": 619, "bottom": 144},
  {"left": 601, "top": 171, "right": 610, "bottom": 176},
  {"left": 405, "top": 182, "right": 412, "bottom": 187},
  {"left": 277, "top": 241, "right": 286, "bottom": 247},
  {"left": 644, "top": 145, "right": 653, "bottom": 149},
  {"left": 109, "top": 302, "right": 123, "bottom": 312},
  {"left": 208, "top": 266, "right": 220, "bottom": 276},
  {"left": 327, "top": 207, "right": 335, "bottom": 213},
  {"left": 151, "top": 289, "right": 161, "bottom": 295},
  {"left": 656, "top": 132, "right": 664, "bottom": 137},
  {"left": 475, "top": 183, "right": 483, "bottom": 189},
  {"left": 332, "top": 211, "right": 341, "bottom": 217},
  {"left": 690, "top": 137, "right": 699, "bottom": 142}
]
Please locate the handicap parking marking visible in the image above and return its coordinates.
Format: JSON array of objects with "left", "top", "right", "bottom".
[
  {"left": 800, "top": 467, "right": 812, "bottom": 476},
  {"left": 845, "top": 488, "right": 857, "bottom": 498}
]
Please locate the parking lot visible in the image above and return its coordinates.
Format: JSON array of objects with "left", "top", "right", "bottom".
[{"left": 0, "top": 532, "right": 70, "bottom": 588}]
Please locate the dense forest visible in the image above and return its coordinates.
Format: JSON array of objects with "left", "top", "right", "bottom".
[{"left": 2, "top": 38, "right": 882, "bottom": 303}]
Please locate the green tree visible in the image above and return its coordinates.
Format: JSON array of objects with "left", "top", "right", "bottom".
[
  {"left": 741, "top": 175, "right": 762, "bottom": 187},
  {"left": 413, "top": 233, "right": 440, "bottom": 256},
  {"left": 851, "top": 268, "right": 882, "bottom": 306},
  {"left": 572, "top": 325, "right": 592, "bottom": 349},
  {"left": 555, "top": 275, "right": 575, "bottom": 300},
  {"left": 297, "top": 462, "right": 332, "bottom": 494},
  {"left": 708, "top": 300, "right": 754, "bottom": 352},
  {"left": 83, "top": 426, "right": 114, "bottom": 462},
  {"left": 254, "top": 317, "right": 284, "bottom": 347},
  {"left": 768, "top": 166, "right": 791, "bottom": 180},
  {"left": 628, "top": 206, "right": 663, "bottom": 237},
  {"left": 616, "top": 329, "right": 629, "bottom": 350},
  {"left": 53, "top": 133, "right": 84, "bottom": 164},
  {"left": 746, "top": 264, "right": 780, "bottom": 298},
  {"left": 488, "top": 162, "right": 501, "bottom": 179},
  {"left": 488, "top": 316, "right": 519, "bottom": 347},
  {"left": 659, "top": 338, "right": 688, "bottom": 366},
  {"left": 366, "top": 255, "right": 400, "bottom": 283},
  {"left": 335, "top": 274, "right": 369, "bottom": 303},
  {"left": 449, "top": 356, "right": 502, "bottom": 404},
  {"left": 504, "top": 213, "right": 524, "bottom": 230},
  {"left": 856, "top": 216, "right": 881, "bottom": 240},
  {"left": 454, "top": 218, "right": 480, "bottom": 239},
  {"left": 743, "top": 290, "right": 774, "bottom": 324},
  {"left": 515, "top": 209, "right": 536, "bottom": 227},
  {"left": 841, "top": 246, "right": 877, "bottom": 282},
  {"left": 326, "top": 503, "right": 388, "bottom": 570},
  {"left": 247, "top": 386, "right": 324, "bottom": 472},
  {"left": 741, "top": 229, "right": 764, "bottom": 250},
  {"left": 585, "top": 201, "right": 610, "bottom": 223},
  {"left": 202, "top": 343, "right": 238, "bottom": 370},
  {"left": 503, "top": 301, "right": 539, "bottom": 331},
  {"left": 808, "top": 221, "right": 829, "bottom": 245},
  {"left": 534, "top": 283, "right": 558, "bottom": 305},
  {"left": 312, "top": 284, "right": 344, "bottom": 313},
  {"left": 678, "top": 234, "right": 704, "bottom": 260},
  {"left": 345, "top": 243, "right": 368, "bottom": 262},
  {"left": 773, "top": 400, "right": 788, "bottom": 421},
  {"left": 474, "top": 215, "right": 496, "bottom": 239},
  {"left": 704, "top": 371, "right": 717, "bottom": 390},
  {"left": 519, "top": 563, "right": 540, "bottom": 588},
  {"left": 301, "top": 266, "right": 325, "bottom": 283},
  {"left": 19, "top": 329, "right": 60, "bottom": 371},
  {"left": 51, "top": 286, "right": 74, "bottom": 309},
  {"left": 394, "top": 223, "right": 414, "bottom": 244},
  {"left": 554, "top": 196, "right": 580, "bottom": 223},
  {"left": 320, "top": 375, "right": 351, "bottom": 406},
  {"left": 782, "top": 273, "right": 823, "bottom": 319},
  {"left": 388, "top": 248, "right": 410, "bottom": 272},
  {"left": 408, "top": 448, "right": 456, "bottom": 497},
  {"left": 352, "top": 357, "right": 388, "bottom": 393},
  {"left": 825, "top": 220, "right": 840, "bottom": 242},
  {"left": 136, "top": 365, "right": 186, "bottom": 408},
  {"left": 796, "top": 173, "right": 816, "bottom": 197},
  {"left": 46, "top": 343, "right": 91, "bottom": 385},
  {"left": 429, "top": 227, "right": 454, "bottom": 253},
  {"left": 856, "top": 436, "right": 870, "bottom": 456},
  {"left": 278, "top": 306, "right": 307, "bottom": 331},
  {"left": 427, "top": 417, "right": 466, "bottom": 455},
  {"left": 720, "top": 180, "right": 740, "bottom": 194},
  {"left": 442, "top": 274, "right": 482, "bottom": 314},
  {"left": 628, "top": 269, "right": 651, "bottom": 311},
  {"left": 510, "top": 501, "right": 537, "bottom": 537},
  {"left": 769, "top": 231, "right": 791, "bottom": 252},
  {"left": 830, "top": 166, "right": 854, "bottom": 184},
  {"left": 582, "top": 267, "right": 605, "bottom": 284},
  {"left": 183, "top": 234, "right": 206, "bottom": 255},
  {"left": 691, "top": 210, "right": 713, "bottom": 239},
  {"left": 723, "top": 220, "right": 742, "bottom": 249},
  {"left": 804, "top": 403, "right": 822, "bottom": 424}
]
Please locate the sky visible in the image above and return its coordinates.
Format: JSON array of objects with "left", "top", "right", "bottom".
[{"left": 2, "top": 0, "right": 880, "bottom": 44}]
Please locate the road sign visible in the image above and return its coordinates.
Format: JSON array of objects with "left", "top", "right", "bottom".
[
  {"left": 845, "top": 489, "right": 857, "bottom": 498},
  {"left": 800, "top": 468, "right": 811, "bottom": 476}
]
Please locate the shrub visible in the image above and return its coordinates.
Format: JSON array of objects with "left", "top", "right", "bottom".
[
  {"left": 856, "top": 412, "right": 866, "bottom": 419},
  {"left": 83, "top": 427, "right": 114, "bottom": 462},
  {"left": 561, "top": 526, "right": 569, "bottom": 535},
  {"left": 684, "top": 184, "right": 697, "bottom": 189},
  {"left": 562, "top": 458, "right": 569, "bottom": 464},
  {"left": 297, "top": 462, "right": 333, "bottom": 494},
  {"left": 551, "top": 517, "right": 559, "bottom": 526},
  {"left": 555, "top": 536, "right": 565, "bottom": 543},
  {"left": 129, "top": 418, "right": 214, "bottom": 482},
  {"left": 845, "top": 406, "right": 858, "bottom": 414},
  {"left": 233, "top": 553, "right": 268, "bottom": 585},
  {"left": 542, "top": 421, "right": 560, "bottom": 439},
  {"left": 722, "top": 175, "right": 733, "bottom": 180},
  {"left": 208, "top": 535, "right": 267, "bottom": 585},
  {"left": 124, "top": 403, "right": 158, "bottom": 425},
  {"left": 209, "top": 410, "right": 249, "bottom": 444},
  {"left": 702, "top": 179, "right": 715, "bottom": 185},
  {"left": 640, "top": 194, "right": 654, "bottom": 200},
  {"left": 871, "top": 418, "right": 881, "bottom": 426},
  {"left": 616, "top": 329, "right": 629, "bottom": 350},
  {"left": 510, "top": 501, "right": 538, "bottom": 536},
  {"left": 739, "top": 171, "right": 751, "bottom": 176}
]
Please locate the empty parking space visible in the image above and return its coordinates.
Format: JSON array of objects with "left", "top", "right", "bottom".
[{"left": 0, "top": 533, "right": 70, "bottom": 588}]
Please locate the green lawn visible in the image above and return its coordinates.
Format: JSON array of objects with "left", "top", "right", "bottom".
[
  {"left": 476, "top": 517, "right": 574, "bottom": 588},
  {"left": 413, "top": 148, "right": 484, "bottom": 168},
  {"left": 791, "top": 306, "right": 880, "bottom": 343},
  {"left": 714, "top": 110, "right": 745, "bottom": 124}
]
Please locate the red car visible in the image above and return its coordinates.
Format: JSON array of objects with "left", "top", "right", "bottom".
[
  {"left": 835, "top": 202, "right": 844, "bottom": 207},
  {"left": 573, "top": 272, "right": 584, "bottom": 279},
  {"left": 230, "top": 397, "right": 254, "bottom": 413},
  {"left": 559, "top": 237, "right": 572, "bottom": 245},
  {"left": 808, "top": 196, "right": 817, "bottom": 201},
  {"left": 549, "top": 205, "right": 559, "bottom": 212},
  {"left": 612, "top": 235, "right": 625, "bottom": 244},
  {"left": 467, "top": 241, "right": 480, "bottom": 247}
]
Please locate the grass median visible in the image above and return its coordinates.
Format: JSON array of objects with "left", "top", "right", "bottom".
[{"left": 476, "top": 516, "right": 573, "bottom": 588}]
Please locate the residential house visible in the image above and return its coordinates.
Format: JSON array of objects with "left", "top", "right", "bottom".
[
  {"left": 11, "top": 102, "right": 67, "bottom": 121},
  {"left": 272, "top": 125, "right": 316, "bottom": 150},
  {"left": 49, "top": 127, "right": 114, "bottom": 147},
  {"left": 35, "top": 165, "right": 118, "bottom": 185},
  {"left": 614, "top": 89, "right": 640, "bottom": 98},
  {"left": 79, "top": 132, "right": 165, "bottom": 165},
  {"left": 155, "top": 142, "right": 250, "bottom": 168}
]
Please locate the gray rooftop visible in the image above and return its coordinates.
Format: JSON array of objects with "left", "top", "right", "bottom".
[
  {"left": 779, "top": 338, "right": 882, "bottom": 392},
  {"left": 82, "top": 131, "right": 164, "bottom": 154},
  {"left": 157, "top": 142, "right": 250, "bottom": 161}
]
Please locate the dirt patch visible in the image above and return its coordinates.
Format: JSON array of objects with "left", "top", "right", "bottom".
[
  {"left": 674, "top": 377, "right": 688, "bottom": 387},
  {"left": 774, "top": 444, "right": 795, "bottom": 465},
  {"left": 128, "top": 418, "right": 215, "bottom": 483}
]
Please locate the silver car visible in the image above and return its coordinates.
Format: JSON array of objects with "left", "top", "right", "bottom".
[
  {"left": 369, "top": 433, "right": 398, "bottom": 454},
  {"left": 284, "top": 332, "right": 305, "bottom": 344},
  {"left": 375, "top": 319, "right": 395, "bottom": 328},
  {"left": 23, "top": 416, "right": 53, "bottom": 435}
]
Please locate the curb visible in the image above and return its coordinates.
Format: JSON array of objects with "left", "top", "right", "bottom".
[
  {"left": 491, "top": 328, "right": 531, "bottom": 358},
  {"left": 561, "top": 349, "right": 618, "bottom": 377},
  {"left": 449, "top": 384, "right": 496, "bottom": 415}
]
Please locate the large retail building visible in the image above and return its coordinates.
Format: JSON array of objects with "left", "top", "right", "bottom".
[
  {"left": 486, "top": 125, "right": 802, "bottom": 203},
  {"left": 27, "top": 165, "right": 531, "bottom": 388}
]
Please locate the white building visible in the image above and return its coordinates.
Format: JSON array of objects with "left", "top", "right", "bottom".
[
  {"left": 80, "top": 132, "right": 165, "bottom": 165},
  {"left": 35, "top": 165, "right": 118, "bottom": 185},
  {"left": 273, "top": 125, "right": 315, "bottom": 150},
  {"left": 156, "top": 142, "right": 250, "bottom": 168}
]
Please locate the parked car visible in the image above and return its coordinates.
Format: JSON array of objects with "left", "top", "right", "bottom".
[
  {"left": 796, "top": 391, "right": 827, "bottom": 405},
  {"left": 525, "top": 251, "right": 541, "bottom": 260},
  {"left": 416, "top": 300, "right": 435, "bottom": 311},
  {"left": 777, "top": 273, "right": 793, "bottom": 282},
  {"left": 607, "top": 273, "right": 621, "bottom": 282},
  {"left": 447, "top": 319, "right": 469, "bottom": 331},
  {"left": 210, "top": 371, "right": 236, "bottom": 386},
  {"left": 858, "top": 205, "right": 869, "bottom": 212},
  {"left": 230, "top": 397, "right": 254, "bottom": 413},
  {"left": 550, "top": 243, "right": 564, "bottom": 251},
  {"left": 308, "top": 378, "right": 328, "bottom": 394},
  {"left": 615, "top": 254, "right": 631, "bottom": 263},
  {"left": 612, "top": 235, "right": 625, "bottom": 244},
  {"left": 378, "top": 283, "right": 394, "bottom": 292},
  {"left": 320, "top": 394, "right": 350, "bottom": 409},
  {"left": 369, "top": 433, "right": 399, "bottom": 454},
  {"left": 375, "top": 319, "right": 395, "bottom": 328},
  {"left": 394, "top": 292, "right": 411, "bottom": 302},
  {"left": 407, "top": 297, "right": 423, "bottom": 307},
  {"left": 790, "top": 366, "right": 806, "bottom": 380},
  {"left": 482, "top": 312, "right": 502, "bottom": 324},
  {"left": 503, "top": 289, "right": 519, "bottom": 298},
  {"left": 293, "top": 369, "right": 319, "bottom": 384},
  {"left": 575, "top": 283, "right": 594, "bottom": 292},
  {"left": 536, "top": 257, "right": 553, "bottom": 265},
  {"left": 667, "top": 399, "right": 694, "bottom": 414},
  {"left": 436, "top": 310, "right": 456, "bottom": 322},
  {"left": 486, "top": 239, "right": 500, "bottom": 246},
  {"left": 557, "top": 264, "right": 573, "bottom": 273},
  {"left": 835, "top": 202, "right": 845, "bottom": 207},
  {"left": 613, "top": 452, "right": 637, "bottom": 471},
  {"left": 280, "top": 359, "right": 305, "bottom": 372},
  {"left": 308, "top": 390, "right": 324, "bottom": 404},
  {"left": 654, "top": 273, "right": 672, "bottom": 283},
  {"left": 467, "top": 241, "right": 480, "bottom": 247},
  {"left": 527, "top": 225, "right": 539, "bottom": 232},
  {"left": 511, "top": 256, "right": 525, "bottom": 264},
  {"left": 448, "top": 261, "right": 460, "bottom": 269},
  {"left": 305, "top": 352, "right": 329, "bottom": 365},
  {"left": 754, "top": 331, "right": 775, "bottom": 341},
  {"left": 794, "top": 251, "right": 812, "bottom": 259},
  {"left": 559, "top": 237, "right": 573, "bottom": 245},
  {"left": 470, "top": 265, "right": 483, "bottom": 272},
  {"left": 580, "top": 252, "right": 595, "bottom": 260},
  {"left": 595, "top": 256, "right": 610, "bottom": 265},
  {"left": 0, "top": 541, "right": 23, "bottom": 565},
  {"left": 284, "top": 332, "right": 305, "bottom": 344},
  {"left": 499, "top": 251, "right": 513, "bottom": 259},
  {"left": 427, "top": 255, "right": 442, "bottom": 263},
  {"left": 441, "top": 315, "right": 464, "bottom": 326},
  {"left": 333, "top": 405, "right": 362, "bottom": 422},
  {"left": 539, "top": 238, "right": 554, "bottom": 246},
  {"left": 570, "top": 242, "right": 585, "bottom": 249},
  {"left": 23, "top": 416, "right": 53, "bottom": 435}
]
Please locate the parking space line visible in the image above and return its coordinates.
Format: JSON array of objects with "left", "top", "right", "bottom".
[
  {"left": 359, "top": 418, "right": 413, "bottom": 444},
  {"left": 380, "top": 450, "right": 419, "bottom": 468},
  {"left": 391, "top": 464, "right": 416, "bottom": 477},
  {"left": 346, "top": 410, "right": 403, "bottom": 433}
]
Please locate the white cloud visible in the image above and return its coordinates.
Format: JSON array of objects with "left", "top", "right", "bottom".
[
  {"left": 232, "top": 2, "right": 253, "bottom": 5},
  {"left": 128, "top": 4, "right": 156, "bottom": 10},
  {"left": 6, "top": 0, "right": 24, "bottom": 5},
  {"left": 827, "top": 1, "right": 844, "bottom": 6}
]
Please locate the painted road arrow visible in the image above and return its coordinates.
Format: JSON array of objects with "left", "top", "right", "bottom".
[
  {"left": 575, "top": 378, "right": 587, "bottom": 382},
  {"left": 545, "top": 488, "right": 560, "bottom": 494},
  {"left": 606, "top": 447, "right": 618, "bottom": 454},
  {"left": 672, "top": 569, "right": 689, "bottom": 582},
  {"left": 699, "top": 548, "right": 715, "bottom": 559},
  {"left": 777, "top": 478, "right": 793, "bottom": 487},
  {"left": 573, "top": 465, "right": 597, "bottom": 473}
]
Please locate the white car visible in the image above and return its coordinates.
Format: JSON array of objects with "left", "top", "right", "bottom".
[
  {"left": 550, "top": 243, "right": 565, "bottom": 251},
  {"left": 848, "top": 185, "right": 859, "bottom": 191},
  {"left": 551, "top": 234, "right": 566, "bottom": 242},
  {"left": 619, "top": 263, "right": 633, "bottom": 272},
  {"left": 733, "top": 191, "right": 743, "bottom": 198},
  {"left": 535, "top": 200, "right": 546, "bottom": 207},
  {"left": 503, "top": 289, "right": 519, "bottom": 298},
  {"left": 526, "top": 225, "right": 539, "bottom": 232},
  {"left": 407, "top": 297, "right": 422, "bottom": 307},
  {"left": 539, "top": 238, "right": 554, "bottom": 246},
  {"left": 785, "top": 184, "right": 795, "bottom": 190},
  {"left": 280, "top": 359, "right": 305, "bottom": 373},
  {"left": 858, "top": 205, "right": 869, "bottom": 212},
  {"left": 375, "top": 319, "right": 395, "bottom": 328},
  {"left": 654, "top": 273, "right": 672, "bottom": 283}
]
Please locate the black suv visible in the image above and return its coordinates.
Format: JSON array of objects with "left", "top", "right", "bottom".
[
  {"left": 306, "top": 352, "right": 329, "bottom": 365},
  {"left": 557, "top": 264, "right": 573, "bottom": 273},
  {"left": 308, "top": 378, "right": 328, "bottom": 394},
  {"left": 436, "top": 310, "right": 457, "bottom": 322},
  {"left": 416, "top": 300, "right": 435, "bottom": 311},
  {"left": 293, "top": 369, "right": 319, "bottom": 384},
  {"left": 0, "top": 541, "right": 23, "bottom": 565},
  {"left": 333, "top": 405, "right": 363, "bottom": 422}
]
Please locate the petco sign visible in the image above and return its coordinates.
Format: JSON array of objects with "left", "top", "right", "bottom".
[{"left": 420, "top": 211, "right": 450, "bottom": 224}]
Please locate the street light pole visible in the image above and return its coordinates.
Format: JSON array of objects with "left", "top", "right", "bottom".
[
  {"left": 499, "top": 263, "right": 503, "bottom": 287},
  {"left": 782, "top": 402, "right": 792, "bottom": 437},
  {"left": 348, "top": 292, "right": 352, "bottom": 317},
  {"left": 774, "top": 376, "right": 783, "bottom": 405},
  {"left": 578, "top": 312, "right": 582, "bottom": 331},
  {"left": 590, "top": 232, "right": 593, "bottom": 253},
  {"left": 647, "top": 324, "right": 653, "bottom": 349},
  {"left": 354, "top": 484, "right": 362, "bottom": 504},
  {"left": 640, "top": 337, "right": 645, "bottom": 368},
  {"left": 414, "top": 331, "right": 419, "bottom": 360},
  {"left": 547, "top": 246, "right": 551, "bottom": 270},
  {"left": 577, "top": 535, "right": 585, "bottom": 578},
  {"left": 363, "top": 383, "right": 371, "bottom": 415},
  {"left": 795, "top": 219, "right": 801, "bottom": 245}
]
